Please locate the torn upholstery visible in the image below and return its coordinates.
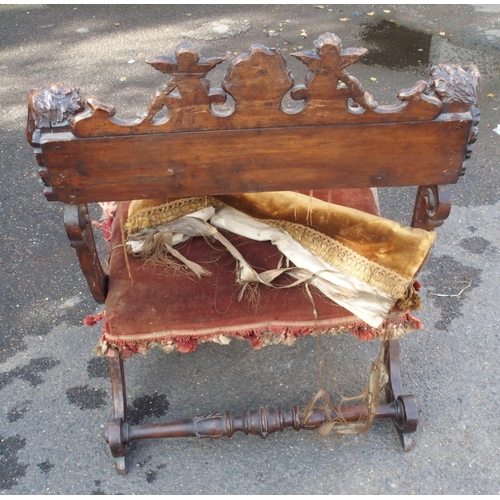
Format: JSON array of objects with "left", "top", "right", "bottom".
[{"left": 99, "top": 189, "right": 433, "bottom": 357}]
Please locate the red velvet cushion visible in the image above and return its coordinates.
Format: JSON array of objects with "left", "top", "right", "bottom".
[{"left": 102, "top": 190, "right": 421, "bottom": 356}]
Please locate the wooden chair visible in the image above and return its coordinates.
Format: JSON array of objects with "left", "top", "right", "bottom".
[{"left": 26, "top": 32, "right": 480, "bottom": 474}]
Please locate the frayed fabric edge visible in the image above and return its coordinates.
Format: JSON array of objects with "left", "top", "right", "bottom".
[{"left": 93, "top": 312, "right": 423, "bottom": 358}]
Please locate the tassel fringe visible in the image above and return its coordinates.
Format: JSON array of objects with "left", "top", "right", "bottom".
[{"left": 91, "top": 312, "right": 422, "bottom": 357}]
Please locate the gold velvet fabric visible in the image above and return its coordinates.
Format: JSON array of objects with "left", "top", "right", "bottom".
[{"left": 127, "top": 191, "right": 435, "bottom": 286}]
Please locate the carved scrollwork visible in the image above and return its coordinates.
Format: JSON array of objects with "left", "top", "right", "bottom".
[
  {"left": 64, "top": 203, "right": 108, "bottom": 303},
  {"left": 145, "top": 42, "right": 226, "bottom": 126},
  {"left": 66, "top": 32, "right": 481, "bottom": 138},
  {"left": 26, "top": 84, "right": 84, "bottom": 144},
  {"left": 463, "top": 104, "right": 481, "bottom": 169},
  {"left": 411, "top": 185, "right": 452, "bottom": 231},
  {"left": 284, "top": 32, "right": 441, "bottom": 120},
  {"left": 26, "top": 84, "right": 85, "bottom": 199},
  {"left": 426, "top": 63, "right": 480, "bottom": 113}
]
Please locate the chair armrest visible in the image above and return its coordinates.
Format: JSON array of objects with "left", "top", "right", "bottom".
[{"left": 64, "top": 203, "right": 108, "bottom": 303}]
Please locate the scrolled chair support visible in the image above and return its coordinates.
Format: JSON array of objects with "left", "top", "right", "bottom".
[
  {"left": 64, "top": 203, "right": 108, "bottom": 303},
  {"left": 411, "top": 184, "right": 452, "bottom": 231}
]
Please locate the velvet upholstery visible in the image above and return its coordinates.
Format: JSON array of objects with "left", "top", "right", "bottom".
[{"left": 102, "top": 189, "right": 423, "bottom": 356}]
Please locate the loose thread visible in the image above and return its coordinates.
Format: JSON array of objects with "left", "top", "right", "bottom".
[
  {"left": 294, "top": 191, "right": 298, "bottom": 222},
  {"left": 306, "top": 190, "right": 314, "bottom": 225},
  {"left": 119, "top": 204, "right": 133, "bottom": 282},
  {"left": 327, "top": 189, "right": 332, "bottom": 223},
  {"left": 302, "top": 325, "right": 390, "bottom": 436},
  {"left": 429, "top": 278, "right": 472, "bottom": 298}
]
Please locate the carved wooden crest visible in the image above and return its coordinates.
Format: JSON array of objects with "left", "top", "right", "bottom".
[{"left": 26, "top": 32, "right": 480, "bottom": 142}]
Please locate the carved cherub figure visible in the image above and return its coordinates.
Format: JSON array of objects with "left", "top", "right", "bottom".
[
  {"left": 145, "top": 42, "right": 226, "bottom": 123},
  {"left": 290, "top": 32, "right": 376, "bottom": 110}
]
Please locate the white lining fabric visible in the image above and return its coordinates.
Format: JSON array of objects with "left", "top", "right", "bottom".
[{"left": 127, "top": 206, "right": 397, "bottom": 328}]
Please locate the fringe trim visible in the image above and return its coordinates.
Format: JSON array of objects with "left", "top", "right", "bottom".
[
  {"left": 92, "top": 202, "right": 117, "bottom": 241},
  {"left": 94, "top": 312, "right": 422, "bottom": 358},
  {"left": 125, "top": 196, "right": 223, "bottom": 234},
  {"left": 83, "top": 310, "right": 105, "bottom": 326},
  {"left": 263, "top": 219, "right": 410, "bottom": 298},
  {"left": 395, "top": 281, "right": 422, "bottom": 311}
]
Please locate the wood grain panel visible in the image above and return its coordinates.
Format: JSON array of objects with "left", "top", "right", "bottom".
[{"left": 41, "top": 119, "right": 471, "bottom": 203}]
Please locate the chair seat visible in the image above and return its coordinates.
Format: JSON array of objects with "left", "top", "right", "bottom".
[{"left": 101, "top": 189, "right": 422, "bottom": 357}]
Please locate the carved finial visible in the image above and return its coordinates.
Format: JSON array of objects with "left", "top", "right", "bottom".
[
  {"left": 290, "top": 33, "right": 374, "bottom": 109},
  {"left": 144, "top": 43, "right": 226, "bottom": 126},
  {"left": 427, "top": 63, "right": 480, "bottom": 112},
  {"left": 146, "top": 42, "right": 225, "bottom": 76},
  {"left": 223, "top": 45, "right": 294, "bottom": 113},
  {"left": 292, "top": 33, "right": 367, "bottom": 78},
  {"left": 27, "top": 83, "right": 84, "bottom": 144}
]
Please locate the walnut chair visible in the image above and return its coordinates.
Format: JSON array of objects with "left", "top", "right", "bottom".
[{"left": 26, "top": 33, "right": 480, "bottom": 474}]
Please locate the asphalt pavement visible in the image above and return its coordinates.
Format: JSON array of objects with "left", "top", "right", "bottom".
[{"left": 1, "top": 3, "right": 500, "bottom": 494}]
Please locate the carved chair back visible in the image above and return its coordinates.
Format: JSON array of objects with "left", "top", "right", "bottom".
[{"left": 27, "top": 32, "right": 479, "bottom": 210}]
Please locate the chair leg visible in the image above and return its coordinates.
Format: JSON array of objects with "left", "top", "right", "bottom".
[
  {"left": 105, "top": 353, "right": 128, "bottom": 475},
  {"left": 383, "top": 339, "right": 420, "bottom": 451}
]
